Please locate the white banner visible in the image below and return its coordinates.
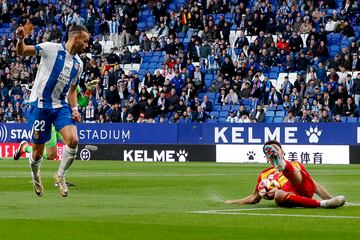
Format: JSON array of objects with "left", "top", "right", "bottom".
[{"left": 216, "top": 145, "right": 349, "bottom": 164}]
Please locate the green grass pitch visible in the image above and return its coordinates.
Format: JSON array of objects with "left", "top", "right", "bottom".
[{"left": 0, "top": 160, "right": 359, "bottom": 240}]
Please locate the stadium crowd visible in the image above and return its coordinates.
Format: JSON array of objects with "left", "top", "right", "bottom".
[{"left": 0, "top": 0, "right": 360, "bottom": 123}]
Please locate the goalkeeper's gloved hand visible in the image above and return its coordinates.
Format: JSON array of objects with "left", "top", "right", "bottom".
[
  {"left": 84, "top": 80, "right": 99, "bottom": 98},
  {"left": 86, "top": 79, "right": 100, "bottom": 91}
]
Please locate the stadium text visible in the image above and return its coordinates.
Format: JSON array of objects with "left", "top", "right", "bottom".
[
  {"left": 79, "top": 129, "right": 130, "bottom": 141},
  {"left": 11, "top": 129, "right": 32, "bottom": 140},
  {"left": 214, "top": 127, "right": 298, "bottom": 144}
]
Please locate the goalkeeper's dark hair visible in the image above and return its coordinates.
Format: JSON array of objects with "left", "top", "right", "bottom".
[{"left": 263, "top": 140, "right": 282, "bottom": 150}]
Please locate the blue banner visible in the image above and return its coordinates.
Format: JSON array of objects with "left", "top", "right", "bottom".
[
  {"left": 199, "top": 123, "right": 360, "bottom": 145},
  {"left": 0, "top": 123, "right": 178, "bottom": 144},
  {"left": 0, "top": 123, "right": 359, "bottom": 145}
]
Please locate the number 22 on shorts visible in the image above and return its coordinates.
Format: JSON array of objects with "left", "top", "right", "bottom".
[{"left": 33, "top": 120, "right": 46, "bottom": 132}]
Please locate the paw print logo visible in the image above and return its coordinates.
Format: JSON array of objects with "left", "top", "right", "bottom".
[
  {"left": 176, "top": 150, "right": 188, "bottom": 162},
  {"left": 247, "top": 151, "right": 256, "bottom": 161},
  {"left": 306, "top": 126, "right": 322, "bottom": 143}
]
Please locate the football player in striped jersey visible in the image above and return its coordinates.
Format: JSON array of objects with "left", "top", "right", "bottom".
[{"left": 16, "top": 24, "right": 89, "bottom": 197}]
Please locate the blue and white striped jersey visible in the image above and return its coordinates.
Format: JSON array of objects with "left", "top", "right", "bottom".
[{"left": 30, "top": 42, "right": 83, "bottom": 109}]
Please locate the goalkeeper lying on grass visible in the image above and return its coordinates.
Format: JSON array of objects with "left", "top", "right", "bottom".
[{"left": 225, "top": 140, "right": 346, "bottom": 209}]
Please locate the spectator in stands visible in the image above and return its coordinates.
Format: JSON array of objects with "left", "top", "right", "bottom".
[
  {"left": 225, "top": 89, "right": 239, "bottom": 105},
  {"left": 167, "top": 88, "right": 179, "bottom": 112},
  {"left": 119, "top": 47, "right": 132, "bottom": 64},
  {"left": 319, "top": 110, "right": 332, "bottom": 122},
  {"left": 352, "top": 52, "right": 360, "bottom": 70},
  {"left": 156, "top": 23, "right": 169, "bottom": 40},
  {"left": 49, "top": 24, "right": 62, "bottom": 42},
  {"left": 333, "top": 98, "right": 346, "bottom": 116},
  {"left": 299, "top": 109, "right": 312, "bottom": 122},
  {"left": 201, "top": 95, "right": 212, "bottom": 113},
  {"left": 153, "top": 1, "right": 167, "bottom": 23},
  {"left": 83, "top": 100, "right": 97, "bottom": 123},
  {"left": 140, "top": 34, "right": 151, "bottom": 52},
  {"left": 249, "top": 105, "right": 265, "bottom": 123},
  {"left": 352, "top": 73, "right": 360, "bottom": 106},
  {"left": 267, "top": 87, "right": 283, "bottom": 107},
  {"left": 344, "top": 97, "right": 358, "bottom": 117},
  {"left": 283, "top": 110, "right": 297, "bottom": 123},
  {"left": 193, "top": 106, "right": 209, "bottom": 123},
  {"left": 23, "top": 19, "right": 34, "bottom": 35},
  {"left": 156, "top": 91, "right": 168, "bottom": 116},
  {"left": 289, "top": 31, "right": 303, "bottom": 61},
  {"left": 107, "top": 48, "right": 120, "bottom": 64},
  {"left": 333, "top": 114, "right": 343, "bottom": 122},
  {"left": 226, "top": 110, "right": 238, "bottom": 123},
  {"left": 280, "top": 76, "right": 293, "bottom": 97},
  {"left": 238, "top": 112, "right": 251, "bottom": 123},
  {"left": 101, "top": 0, "right": 115, "bottom": 20}
]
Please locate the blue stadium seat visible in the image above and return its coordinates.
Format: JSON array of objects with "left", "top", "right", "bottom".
[
  {"left": 138, "top": 69, "right": 146, "bottom": 75},
  {"left": 347, "top": 117, "right": 358, "bottom": 123},
  {"left": 341, "top": 116, "right": 347, "bottom": 122},
  {"left": 265, "top": 110, "right": 275, "bottom": 117},
  {"left": 267, "top": 106, "right": 277, "bottom": 111},
  {"left": 242, "top": 98, "right": 251, "bottom": 105},
  {"left": 207, "top": 92, "right": 216, "bottom": 100},
  {"left": 205, "top": 74, "right": 214, "bottom": 81},
  {"left": 210, "top": 111, "right": 219, "bottom": 118},
  {"left": 219, "top": 111, "right": 228, "bottom": 118},
  {"left": 265, "top": 117, "right": 274, "bottom": 123},
  {"left": 137, "top": 22, "right": 146, "bottom": 30},
  {"left": 221, "top": 105, "right": 231, "bottom": 111},
  {"left": 275, "top": 111, "right": 286, "bottom": 117},
  {"left": 207, "top": 119, "right": 218, "bottom": 123},
  {"left": 150, "top": 56, "right": 160, "bottom": 63},
  {"left": 153, "top": 51, "right": 162, "bottom": 57},
  {"left": 198, "top": 93, "right": 206, "bottom": 99},
  {"left": 230, "top": 104, "right": 240, "bottom": 110},
  {"left": 270, "top": 66, "right": 280, "bottom": 72},
  {"left": 276, "top": 105, "right": 284, "bottom": 111},
  {"left": 205, "top": 80, "right": 212, "bottom": 87},
  {"left": 148, "top": 63, "right": 156, "bottom": 69},
  {"left": 142, "top": 57, "right": 151, "bottom": 63},
  {"left": 218, "top": 117, "right": 227, "bottom": 123},
  {"left": 212, "top": 105, "right": 222, "bottom": 111},
  {"left": 273, "top": 117, "right": 283, "bottom": 123},
  {"left": 269, "top": 72, "right": 278, "bottom": 79},
  {"left": 140, "top": 63, "right": 149, "bottom": 69}
]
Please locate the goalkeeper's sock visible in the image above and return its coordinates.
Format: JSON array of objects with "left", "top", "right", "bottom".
[
  {"left": 42, "top": 150, "right": 49, "bottom": 160},
  {"left": 57, "top": 145, "right": 77, "bottom": 177},
  {"left": 24, "top": 145, "right": 32, "bottom": 153},
  {"left": 285, "top": 193, "right": 320, "bottom": 208}
]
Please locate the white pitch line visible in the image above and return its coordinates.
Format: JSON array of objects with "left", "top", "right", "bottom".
[
  {"left": 0, "top": 173, "right": 243, "bottom": 178},
  {"left": 191, "top": 211, "right": 360, "bottom": 219},
  {"left": 345, "top": 202, "right": 360, "bottom": 206}
]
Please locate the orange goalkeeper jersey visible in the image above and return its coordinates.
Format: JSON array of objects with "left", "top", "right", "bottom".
[{"left": 255, "top": 161, "right": 310, "bottom": 195}]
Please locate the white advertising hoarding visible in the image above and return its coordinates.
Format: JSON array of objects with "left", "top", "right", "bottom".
[{"left": 216, "top": 145, "right": 349, "bottom": 164}]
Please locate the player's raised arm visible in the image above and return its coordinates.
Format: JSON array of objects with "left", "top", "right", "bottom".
[
  {"left": 225, "top": 191, "right": 262, "bottom": 204},
  {"left": 16, "top": 26, "right": 36, "bottom": 56}
]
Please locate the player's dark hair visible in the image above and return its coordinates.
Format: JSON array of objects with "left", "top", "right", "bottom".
[
  {"left": 263, "top": 140, "right": 282, "bottom": 149},
  {"left": 69, "top": 25, "right": 89, "bottom": 35}
]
